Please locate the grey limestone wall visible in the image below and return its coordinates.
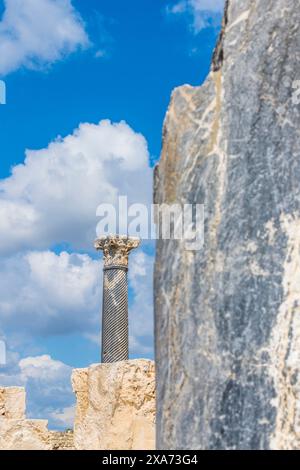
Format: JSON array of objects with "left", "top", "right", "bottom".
[{"left": 154, "top": 0, "right": 300, "bottom": 450}]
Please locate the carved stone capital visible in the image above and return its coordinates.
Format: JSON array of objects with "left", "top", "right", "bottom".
[{"left": 94, "top": 234, "right": 140, "bottom": 268}]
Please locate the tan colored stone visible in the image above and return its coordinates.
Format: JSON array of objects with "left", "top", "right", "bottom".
[
  {"left": 0, "top": 389, "right": 5, "bottom": 418},
  {"left": 48, "top": 431, "right": 74, "bottom": 450},
  {"left": 0, "top": 418, "right": 50, "bottom": 450},
  {"left": 72, "top": 359, "right": 155, "bottom": 450},
  {"left": 94, "top": 235, "right": 140, "bottom": 268},
  {"left": 0, "top": 387, "right": 50, "bottom": 450},
  {"left": 0, "top": 387, "right": 25, "bottom": 419}
]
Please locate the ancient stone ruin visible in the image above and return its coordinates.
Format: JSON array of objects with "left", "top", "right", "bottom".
[
  {"left": 1, "top": 0, "right": 300, "bottom": 451},
  {"left": 95, "top": 235, "right": 140, "bottom": 363},
  {"left": 0, "top": 235, "right": 155, "bottom": 451},
  {"left": 0, "top": 387, "right": 72, "bottom": 450},
  {"left": 0, "top": 361, "right": 155, "bottom": 451},
  {"left": 72, "top": 359, "right": 155, "bottom": 450}
]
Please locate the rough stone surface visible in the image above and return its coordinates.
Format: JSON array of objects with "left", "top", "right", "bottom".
[
  {"left": 0, "top": 387, "right": 25, "bottom": 420},
  {"left": 154, "top": 0, "right": 300, "bottom": 450},
  {"left": 48, "top": 431, "right": 74, "bottom": 450},
  {"left": 0, "top": 419, "right": 50, "bottom": 450},
  {"left": 95, "top": 235, "right": 140, "bottom": 268},
  {"left": 72, "top": 359, "right": 155, "bottom": 450},
  {"left": 0, "top": 386, "right": 50, "bottom": 450}
]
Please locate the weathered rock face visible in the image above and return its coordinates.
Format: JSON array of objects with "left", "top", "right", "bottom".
[
  {"left": 0, "top": 387, "right": 50, "bottom": 450},
  {"left": 155, "top": 0, "right": 300, "bottom": 450},
  {"left": 0, "top": 387, "right": 25, "bottom": 420},
  {"left": 48, "top": 431, "right": 74, "bottom": 450},
  {"left": 0, "top": 419, "right": 50, "bottom": 450},
  {"left": 72, "top": 359, "right": 155, "bottom": 450}
]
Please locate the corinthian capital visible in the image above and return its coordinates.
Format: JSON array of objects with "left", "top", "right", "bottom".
[{"left": 94, "top": 234, "right": 140, "bottom": 268}]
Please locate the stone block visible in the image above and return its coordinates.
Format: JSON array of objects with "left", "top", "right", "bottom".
[
  {"left": 72, "top": 359, "right": 155, "bottom": 450},
  {"left": 0, "top": 387, "right": 25, "bottom": 420},
  {"left": 0, "top": 418, "right": 50, "bottom": 450}
]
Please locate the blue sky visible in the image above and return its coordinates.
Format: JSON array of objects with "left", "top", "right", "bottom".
[{"left": 0, "top": 0, "right": 223, "bottom": 429}]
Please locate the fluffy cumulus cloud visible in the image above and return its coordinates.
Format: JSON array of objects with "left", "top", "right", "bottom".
[
  {"left": 168, "top": 0, "right": 225, "bottom": 33},
  {"left": 0, "top": 354, "right": 74, "bottom": 429},
  {"left": 0, "top": 250, "right": 154, "bottom": 426},
  {"left": 0, "top": 118, "right": 154, "bottom": 428},
  {"left": 129, "top": 250, "right": 154, "bottom": 356},
  {"left": 0, "top": 248, "right": 154, "bottom": 352},
  {"left": 50, "top": 405, "right": 75, "bottom": 429},
  {"left": 0, "top": 120, "right": 152, "bottom": 255},
  {"left": 0, "top": 247, "right": 153, "bottom": 349},
  {"left": 0, "top": 0, "right": 89, "bottom": 75},
  {"left": 0, "top": 251, "right": 100, "bottom": 338}
]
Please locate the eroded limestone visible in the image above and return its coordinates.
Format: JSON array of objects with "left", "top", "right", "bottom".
[{"left": 72, "top": 359, "right": 155, "bottom": 450}]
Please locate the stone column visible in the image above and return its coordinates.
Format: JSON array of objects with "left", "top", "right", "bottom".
[{"left": 95, "top": 235, "right": 140, "bottom": 363}]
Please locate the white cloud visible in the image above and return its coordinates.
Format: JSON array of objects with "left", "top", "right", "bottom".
[
  {"left": 0, "top": 0, "right": 89, "bottom": 75},
  {"left": 189, "top": 0, "right": 225, "bottom": 13},
  {"left": 0, "top": 118, "right": 153, "bottom": 357},
  {"left": 95, "top": 49, "right": 106, "bottom": 59},
  {"left": 0, "top": 120, "right": 152, "bottom": 255},
  {"left": 0, "top": 248, "right": 155, "bottom": 424},
  {"left": 168, "top": 0, "right": 225, "bottom": 33},
  {"left": 0, "top": 250, "right": 100, "bottom": 337},
  {"left": 0, "top": 242, "right": 154, "bottom": 430},
  {"left": 129, "top": 250, "right": 154, "bottom": 357},
  {"left": 0, "top": 354, "right": 74, "bottom": 429},
  {"left": 0, "top": 247, "right": 154, "bottom": 354},
  {"left": 50, "top": 405, "right": 75, "bottom": 429},
  {"left": 19, "top": 354, "right": 71, "bottom": 382},
  {"left": 0, "top": 118, "right": 154, "bottom": 426}
]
